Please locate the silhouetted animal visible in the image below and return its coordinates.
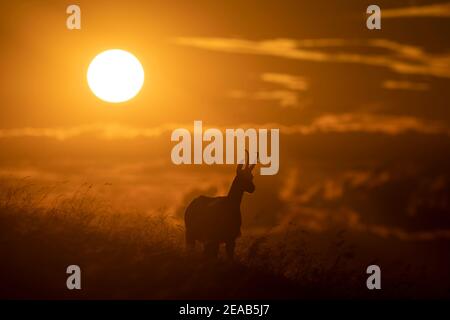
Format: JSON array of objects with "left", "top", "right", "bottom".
[{"left": 185, "top": 151, "right": 256, "bottom": 259}]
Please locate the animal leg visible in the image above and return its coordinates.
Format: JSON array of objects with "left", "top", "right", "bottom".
[
  {"left": 185, "top": 230, "right": 195, "bottom": 251},
  {"left": 204, "top": 241, "right": 219, "bottom": 258},
  {"left": 226, "top": 240, "right": 235, "bottom": 260}
]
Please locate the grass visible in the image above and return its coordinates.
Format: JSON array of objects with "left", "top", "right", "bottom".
[{"left": 0, "top": 179, "right": 438, "bottom": 299}]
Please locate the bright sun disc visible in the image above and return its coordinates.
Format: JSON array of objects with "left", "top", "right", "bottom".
[{"left": 87, "top": 49, "right": 144, "bottom": 103}]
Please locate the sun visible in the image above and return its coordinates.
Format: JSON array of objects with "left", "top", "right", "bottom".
[{"left": 87, "top": 49, "right": 144, "bottom": 103}]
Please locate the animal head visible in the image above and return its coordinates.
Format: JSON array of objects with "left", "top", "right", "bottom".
[{"left": 236, "top": 150, "right": 256, "bottom": 193}]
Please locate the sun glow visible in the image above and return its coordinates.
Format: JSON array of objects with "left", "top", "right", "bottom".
[{"left": 87, "top": 49, "right": 144, "bottom": 103}]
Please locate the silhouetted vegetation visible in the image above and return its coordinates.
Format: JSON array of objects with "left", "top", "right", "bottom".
[{"left": 0, "top": 179, "right": 445, "bottom": 299}]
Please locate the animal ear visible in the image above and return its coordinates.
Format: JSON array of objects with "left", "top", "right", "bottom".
[
  {"left": 236, "top": 163, "right": 243, "bottom": 172},
  {"left": 247, "top": 152, "right": 258, "bottom": 172},
  {"left": 244, "top": 149, "right": 249, "bottom": 170}
]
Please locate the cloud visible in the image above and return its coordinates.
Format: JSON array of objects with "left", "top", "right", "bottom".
[
  {"left": 174, "top": 37, "right": 450, "bottom": 78},
  {"left": 229, "top": 89, "right": 300, "bottom": 107},
  {"left": 261, "top": 73, "right": 308, "bottom": 91},
  {"left": 383, "top": 2, "right": 450, "bottom": 18},
  {"left": 281, "top": 113, "right": 449, "bottom": 136},
  {"left": 0, "top": 123, "right": 181, "bottom": 140},
  {"left": 229, "top": 73, "right": 308, "bottom": 107},
  {"left": 277, "top": 170, "right": 450, "bottom": 241},
  {"left": 273, "top": 203, "right": 450, "bottom": 241},
  {"left": 382, "top": 80, "right": 429, "bottom": 91},
  {"left": 280, "top": 169, "right": 391, "bottom": 205},
  {"left": 0, "top": 113, "right": 448, "bottom": 141},
  {"left": 344, "top": 208, "right": 450, "bottom": 241}
]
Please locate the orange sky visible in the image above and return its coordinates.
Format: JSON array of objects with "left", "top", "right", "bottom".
[{"left": 1, "top": 0, "right": 450, "bottom": 242}]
